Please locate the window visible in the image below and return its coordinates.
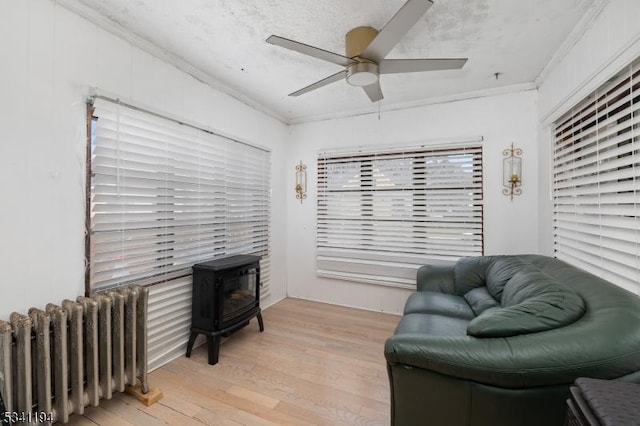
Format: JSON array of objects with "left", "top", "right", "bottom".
[
  {"left": 317, "top": 143, "right": 484, "bottom": 287},
  {"left": 88, "top": 98, "right": 271, "bottom": 294},
  {"left": 87, "top": 97, "right": 271, "bottom": 370},
  {"left": 553, "top": 59, "right": 639, "bottom": 292}
]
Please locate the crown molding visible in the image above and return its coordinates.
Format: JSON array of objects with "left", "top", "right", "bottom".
[
  {"left": 54, "top": 0, "right": 288, "bottom": 124},
  {"left": 534, "top": 0, "right": 609, "bottom": 88},
  {"left": 53, "top": 0, "right": 564, "bottom": 127},
  {"left": 288, "top": 83, "right": 537, "bottom": 125},
  {"left": 539, "top": 34, "right": 640, "bottom": 126}
]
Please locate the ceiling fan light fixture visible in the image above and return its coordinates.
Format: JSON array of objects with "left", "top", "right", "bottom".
[{"left": 346, "top": 62, "right": 379, "bottom": 87}]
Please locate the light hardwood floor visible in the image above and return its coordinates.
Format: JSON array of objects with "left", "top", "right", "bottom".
[{"left": 67, "top": 298, "right": 400, "bottom": 425}]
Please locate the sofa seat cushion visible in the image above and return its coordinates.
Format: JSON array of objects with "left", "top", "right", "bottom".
[
  {"left": 467, "top": 270, "right": 586, "bottom": 337},
  {"left": 463, "top": 287, "right": 500, "bottom": 316},
  {"left": 395, "top": 313, "right": 469, "bottom": 337},
  {"left": 404, "top": 291, "right": 475, "bottom": 320}
]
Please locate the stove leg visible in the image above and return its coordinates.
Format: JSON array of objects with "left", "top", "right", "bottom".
[
  {"left": 257, "top": 311, "right": 264, "bottom": 332},
  {"left": 186, "top": 331, "right": 197, "bottom": 357},
  {"left": 207, "top": 335, "right": 220, "bottom": 365}
]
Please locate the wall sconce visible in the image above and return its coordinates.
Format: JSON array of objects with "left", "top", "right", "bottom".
[
  {"left": 295, "top": 161, "right": 307, "bottom": 203},
  {"left": 502, "top": 143, "right": 522, "bottom": 201}
]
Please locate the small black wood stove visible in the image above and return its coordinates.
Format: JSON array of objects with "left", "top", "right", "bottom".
[{"left": 185, "top": 254, "right": 264, "bottom": 365}]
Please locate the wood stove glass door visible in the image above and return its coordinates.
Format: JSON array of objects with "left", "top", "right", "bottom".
[{"left": 221, "top": 267, "right": 257, "bottom": 325}]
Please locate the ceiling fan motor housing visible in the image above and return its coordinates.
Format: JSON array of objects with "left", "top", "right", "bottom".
[
  {"left": 345, "top": 26, "right": 378, "bottom": 58},
  {"left": 345, "top": 26, "right": 380, "bottom": 86}
]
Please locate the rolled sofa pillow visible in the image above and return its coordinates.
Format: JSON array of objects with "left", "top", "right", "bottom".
[{"left": 467, "top": 270, "right": 586, "bottom": 338}]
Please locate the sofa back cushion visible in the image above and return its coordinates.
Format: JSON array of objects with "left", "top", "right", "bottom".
[
  {"left": 485, "top": 257, "right": 529, "bottom": 300},
  {"left": 453, "top": 256, "right": 494, "bottom": 295},
  {"left": 466, "top": 270, "right": 586, "bottom": 337}
]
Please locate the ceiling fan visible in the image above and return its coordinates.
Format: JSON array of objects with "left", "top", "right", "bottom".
[{"left": 266, "top": 0, "right": 467, "bottom": 102}]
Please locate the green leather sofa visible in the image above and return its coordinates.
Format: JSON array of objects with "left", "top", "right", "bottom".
[{"left": 385, "top": 255, "right": 640, "bottom": 426}]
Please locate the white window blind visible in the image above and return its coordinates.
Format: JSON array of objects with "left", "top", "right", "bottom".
[
  {"left": 553, "top": 59, "right": 640, "bottom": 293},
  {"left": 89, "top": 98, "right": 271, "bottom": 296},
  {"left": 317, "top": 143, "right": 484, "bottom": 287}
]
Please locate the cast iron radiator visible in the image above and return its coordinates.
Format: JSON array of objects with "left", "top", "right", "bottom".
[{"left": 0, "top": 286, "right": 149, "bottom": 424}]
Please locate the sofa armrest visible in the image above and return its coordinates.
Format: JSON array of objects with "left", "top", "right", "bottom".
[{"left": 416, "top": 265, "right": 455, "bottom": 294}]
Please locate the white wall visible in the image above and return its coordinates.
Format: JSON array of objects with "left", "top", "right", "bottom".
[
  {"left": 286, "top": 90, "right": 540, "bottom": 314},
  {"left": 536, "top": 0, "right": 640, "bottom": 254},
  {"left": 0, "top": 0, "right": 288, "bottom": 319},
  {"left": 7, "top": 0, "right": 632, "bottom": 320}
]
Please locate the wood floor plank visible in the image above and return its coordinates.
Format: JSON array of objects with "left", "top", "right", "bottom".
[
  {"left": 223, "top": 343, "right": 390, "bottom": 404},
  {"left": 112, "top": 391, "right": 201, "bottom": 424},
  {"left": 227, "top": 385, "right": 280, "bottom": 409},
  {"left": 98, "top": 397, "right": 165, "bottom": 426},
  {"left": 64, "top": 415, "right": 98, "bottom": 426},
  {"left": 64, "top": 298, "right": 399, "bottom": 425},
  {"left": 70, "top": 404, "right": 136, "bottom": 426},
  {"left": 152, "top": 367, "right": 307, "bottom": 425}
]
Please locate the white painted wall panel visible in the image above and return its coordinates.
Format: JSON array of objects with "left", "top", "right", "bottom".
[
  {"left": 286, "top": 90, "right": 540, "bottom": 314},
  {"left": 147, "top": 277, "right": 194, "bottom": 372},
  {"left": 0, "top": 0, "right": 288, "bottom": 325},
  {"left": 538, "top": 0, "right": 640, "bottom": 123}
]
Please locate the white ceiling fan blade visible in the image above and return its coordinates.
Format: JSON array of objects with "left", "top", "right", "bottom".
[
  {"left": 362, "top": 81, "right": 384, "bottom": 102},
  {"left": 289, "top": 70, "right": 347, "bottom": 97},
  {"left": 363, "top": 0, "right": 433, "bottom": 62},
  {"left": 380, "top": 58, "right": 468, "bottom": 74},
  {"left": 267, "top": 35, "right": 356, "bottom": 67}
]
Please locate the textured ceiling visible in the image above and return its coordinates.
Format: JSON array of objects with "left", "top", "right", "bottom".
[{"left": 65, "top": 0, "right": 596, "bottom": 123}]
